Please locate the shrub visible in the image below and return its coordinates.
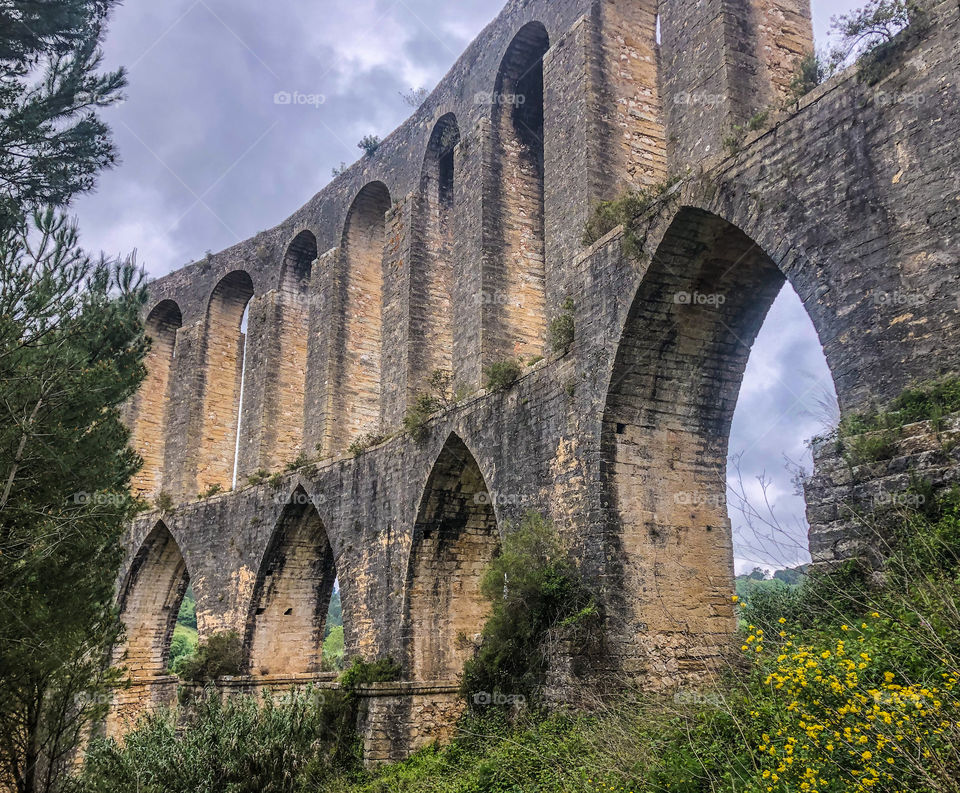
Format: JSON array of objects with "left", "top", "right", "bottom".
[
  {"left": 176, "top": 630, "right": 243, "bottom": 683},
  {"left": 845, "top": 430, "right": 899, "bottom": 465},
  {"left": 197, "top": 483, "right": 222, "bottom": 500},
  {"left": 483, "top": 359, "right": 523, "bottom": 392},
  {"left": 267, "top": 471, "right": 284, "bottom": 489},
  {"left": 582, "top": 179, "right": 679, "bottom": 258},
  {"left": 322, "top": 625, "right": 346, "bottom": 672},
  {"left": 461, "top": 513, "right": 600, "bottom": 709},
  {"left": 357, "top": 135, "right": 381, "bottom": 156},
  {"left": 347, "top": 432, "right": 387, "bottom": 457},
  {"left": 154, "top": 491, "right": 174, "bottom": 513},
  {"left": 788, "top": 52, "right": 831, "bottom": 102},
  {"left": 547, "top": 298, "right": 575, "bottom": 356},
  {"left": 247, "top": 469, "right": 268, "bottom": 486},
  {"left": 284, "top": 452, "right": 312, "bottom": 472},
  {"left": 403, "top": 393, "right": 441, "bottom": 445}
]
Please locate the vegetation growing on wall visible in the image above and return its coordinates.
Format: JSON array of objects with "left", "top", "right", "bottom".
[
  {"left": 461, "top": 513, "right": 600, "bottom": 710},
  {"left": 483, "top": 359, "right": 523, "bottom": 392},
  {"left": 582, "top": 179, "right": 679, "bottom": 259}
]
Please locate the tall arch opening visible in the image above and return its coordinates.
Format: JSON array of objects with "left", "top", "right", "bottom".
[
  {"left": 198, "top": 270, "right": 254, "bottom": 493},
  {"left": 261, "top": 231, "right": 316, "bottom": 471},
  {"left": 410, "top": 114, "right": 460, "bottom": 397},
  {"left": 405, "top": 434, "right": 500, "bottom": 682},
  {"left": 115, "top": 521, "right": 190, "bottom": 679},
  {"left": 601, "top": 207, "right": 837, "bottom": 679},
  {"left": 131, "top": 300, "right": 182, "bottom": 498},
  {"left": 487, "top": 22, "right": 549, "bottom": 363},
  {"left": 244, "top": 488, "right": 338, "bottom": 676},
  {"left": 334, "top": 182, "right": 391, "bottom": 450}
]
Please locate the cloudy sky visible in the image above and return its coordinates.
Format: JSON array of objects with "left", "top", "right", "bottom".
[{"left": 73, "top": 0, "right": 860, "bottom": 574}]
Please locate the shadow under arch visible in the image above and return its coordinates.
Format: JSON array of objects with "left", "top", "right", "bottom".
[
  {"left": 600, "top": 206, "right": 838, "bottom": 675},
  {"left": 243, "top": 486, "right": 338, "bottom": 677},
  {"left": 115, "top": 520, "right": 190, "bottom": 679},
  {"left": 403, "top": 433, "right": 500, "bottom": 682}
]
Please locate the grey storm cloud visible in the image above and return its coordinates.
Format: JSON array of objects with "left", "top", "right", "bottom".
[{"left": 72, "top": 0, "right": 854, "bottom": 573}]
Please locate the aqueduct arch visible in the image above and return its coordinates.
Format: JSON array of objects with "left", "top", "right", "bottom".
[
  {"left": 256, "top": 231, "right": 316, "bottom": 472},
  {"left": 404, "top": 434, "right": 500, "bottom": 682},
  {"left": 196, "top": 270, "right": 255, "bottom": 493},
  {"left": 409, "top": 114, "right": 460, "bottom": 398},
  {"left": 115, "top": 521, "right": 190, "bottom": 678},
  {"left": 601, "top": 207, "right": 841, "bottom": 679},
  {"left": 485, "top": 21, "right": 549, "bottom": 364},
  {"left": 131, "top": 300, "right": 182, "bottom": 498},
  {"left": 332, "top": 182, "right": 392, "bottom": 451},
  {"left": 117, "top": 0, "right": 960, "bottom": 764},
  {"left": 244, "top": 487, "right": 338, "bottom": 677}
]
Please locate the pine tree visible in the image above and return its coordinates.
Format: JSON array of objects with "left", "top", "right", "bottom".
[
  {"left": 0, "top": 208, "right": 148, "bottom": 793},
  {"left": 0, "top": 0, "right": 126, "bottom": 229}
]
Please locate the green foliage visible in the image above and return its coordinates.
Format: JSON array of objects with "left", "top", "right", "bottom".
[
  {"left": 403, "top": 393, "right": 438, "bottom": 445},
  {"left": 0, "top": 209, "right": 147, "bottom": 792},
  {"left": 347, "top": 432, "right": 387, "bottom": 457},
  {"left": 747, "top": 109, "right": 770, "bottom": 130},
  {"left": 582, "top": 179, "right": 679, "bottom": 258},
  {"left": 247, "top": 468, "right": 269, "bottom": 486},
  {"left": 337, "top": 656, "right": 401, "bottom": 690},
  {"left": 175, "top": 631, "right": 243, "bottom": 683},
  {"left": 788, "top": 52, "right": 831, "bottom": 102},
  {"left": 331, "top": 161, "right": 348, "bottom": 178},
  {"left": 832, "top": 376, "right": 960, "bottom": 465},
  {"left": 325, "top": 587, "right": 343, "bottom": 636},
  {"left": 844, "top": 429, "right": 899, "bottom": 464},
  {"left": 77, "top": 659, "right": 404, "bottom": 792},
  {"left": 547, "top": 298, "right": 575, "bottom": 356},
  {"left": 197, "top": 482, "right": 223, "bottom": 499},
  {"left": 357, "top": 135, "right": 381, "bottom": 157},
  {"left": 177, "top": 585, "right": 197, "bottom": 631},
  {"left": 830, "top": 0, "right": 927, "bottom": 83},
  {"left": 154, "top": 490, "right": 174, "bottom": 513},
  {"left": 77, "top": 688, "right": 356, "bottom": 793},
  {"left": 168, "top": 623, "right": 198, "bottom": 676},
  {"left": 322, "top": 626, "right": 345, "bottom": 672},
  {"left": 285, "top": 453, "right": 312, "bottom": 472},
  {"left": 461, "top": 513, "right": 600, "bottom": 709},
  {"left": 268, "top": 471, "right": 284, "bottom": 488},
  {"left": 0, "top": 0, "right": 127, "bottom": 230},
  {"left": 483, "top": 359, "right": 523, "bottom": 393}
]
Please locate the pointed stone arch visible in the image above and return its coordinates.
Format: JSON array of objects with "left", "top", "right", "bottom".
[
  {"left": 485, "top": 21, "right": 549, "bottom": 364},
  {"left": 260, "top": 231, "right": 317, "bottom": 471},
  {"left": 601, "top": 206, "right": 838, "bottom": 682},
  {"left": 131, "top": 300, "right": 182, "bottom": 498},
  {"left": 333, "top": 182, "right": 391, "bottom": 450},
  {"left": 197, "top": 269, "right": 254, "bottom": 493},
  {"left": 410, "top": 114, "right": 461, "bottom": 398},
  {"left": 405, "top": 434, "right": 500, "bottom": 682},
  {"left": 244, "top": 487, "right": 338, "bottom": 676},
  {"left": 115, "top": 521, "right": 190, "bottom": 679}
]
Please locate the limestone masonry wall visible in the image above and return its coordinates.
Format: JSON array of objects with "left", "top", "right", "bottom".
[{"left": 113, "top": 0, "right": 960, "bottom": 762}]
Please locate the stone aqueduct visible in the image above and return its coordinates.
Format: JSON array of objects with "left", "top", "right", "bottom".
[{"left": 112, "top": 0, "right": 960, "bottom": 761}]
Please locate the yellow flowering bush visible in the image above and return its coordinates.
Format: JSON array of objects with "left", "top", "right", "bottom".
[{"left": 742, "top": 616, "right": 960, "bottom": 792}]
